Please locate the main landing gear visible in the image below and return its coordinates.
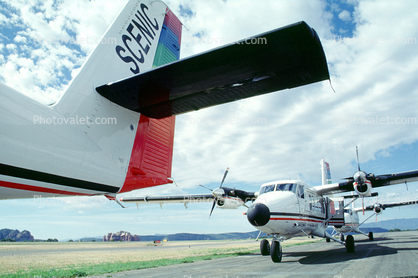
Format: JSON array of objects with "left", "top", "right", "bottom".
[
  {"left": 260, "top": 238, "right": 282, "bottom": 263},
  {"left": 325, "top": 233, "right": 355, "bottom": 253},
  {"left": 345, "top": 235, "right": 355, "bottom": 253}
]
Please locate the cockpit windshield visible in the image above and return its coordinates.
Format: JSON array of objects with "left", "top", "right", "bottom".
[
  {"left": 276, "top": 183, "right": 296, "bottom": 193},
  {"left": 259, "top": 183, "right": 297, "bottom": 195},
  {"left": 259, "top": 184, "right": 275, "bottom": 195}
]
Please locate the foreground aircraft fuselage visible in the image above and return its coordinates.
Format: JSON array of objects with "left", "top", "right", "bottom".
[{"left": 0, "top": 0, "right": 331, "bottom": 200}]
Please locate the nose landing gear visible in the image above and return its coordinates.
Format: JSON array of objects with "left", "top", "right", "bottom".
[{"left": 259, "top": 236, "right": 283, "bottom": 262}]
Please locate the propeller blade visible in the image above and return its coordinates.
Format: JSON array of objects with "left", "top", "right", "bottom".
[
  {"left": 209, "top": 199, "right": 216, "bottom": 218},
  {"left": 356, "top": 146, "right": 361, "bottom": 171},
  {"left": 197, "top": 183, "right": 213, "bottom": 191},
  {"left": 209, "top": 167, "right": 229, "bottom": 218},
  {"left": 220, "top": 167, "right": 229, "bottom": 188}
]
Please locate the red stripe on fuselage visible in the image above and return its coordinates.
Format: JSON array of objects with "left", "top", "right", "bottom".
[
  {"left": 0, "top": 180, "right": 91, "bottom": 196},
  {"left": 270, "top": 217, "right": 323, "bottom": 223}
]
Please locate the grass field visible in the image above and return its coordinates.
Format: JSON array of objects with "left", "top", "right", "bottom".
[{"left": 0, "top": 237, "right": 321, "bottom": 277}]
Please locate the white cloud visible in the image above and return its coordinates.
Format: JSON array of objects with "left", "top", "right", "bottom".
[
  {"left": 338, "top": 10, "right": 351, "bottom": 21},
  {"left": 1, "top": 0, "right": 418, "bottom": 237}
]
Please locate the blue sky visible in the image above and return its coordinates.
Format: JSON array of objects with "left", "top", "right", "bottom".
[{"left": 1, "top": 0, "right": 418, "bottom": 240}]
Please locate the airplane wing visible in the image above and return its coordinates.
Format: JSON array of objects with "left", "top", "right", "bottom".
[
  {"left": 120, "top": 187, "right": 256, "bottom": 211},
  {"left": 354, "top": 199, "right": 418, "bottom": 213},
  {"left": 96, "top": 21, "right": 329, "bottom": 119},
  {"left": 120, "top": 194, "right": 214, "bottom": 204},
  {"left": 314, "top": 169, "right": 418, "bottom": 195}
]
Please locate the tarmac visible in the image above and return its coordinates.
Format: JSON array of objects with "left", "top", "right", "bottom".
[{"left": 93, "top": 231, "right": 418, "bottom": 278}]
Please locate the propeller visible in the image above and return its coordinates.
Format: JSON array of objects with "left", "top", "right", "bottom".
[
  {"left": 352, "top": 146, "right": 370, "bottom": 214},
  {"left": 209, "top": 167, "right": 229, "bottom": 218}
]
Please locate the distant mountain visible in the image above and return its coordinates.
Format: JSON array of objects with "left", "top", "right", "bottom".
[
  {"left": 73, "top": 218, "right": 418, "bottom": 242},
  {"left": 362, "top": 218, "right": 418, "bottom": 231},
  {"left": 70, "top": 231, "right": 264, "bottom": 242},
  {"left": 0, "top": 228, "right": 34, "bottom": 242},
  {"left": 103, "top": 231, "right": 140, "bottom": 242},
  {"left": 139, "top": 231, "right": 264, "bottom": 242}
]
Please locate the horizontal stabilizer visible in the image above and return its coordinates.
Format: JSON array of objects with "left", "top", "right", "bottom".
[{"left": 96, "top": 21, "right": 329, "bottom": 119}]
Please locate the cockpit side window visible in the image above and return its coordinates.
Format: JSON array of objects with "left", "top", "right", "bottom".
[
  {"left": 259, "top": 184, "right": 275, "bottom": 195},
  {"left": 297, "top": 185, "right": 304, "bottom": 199}
]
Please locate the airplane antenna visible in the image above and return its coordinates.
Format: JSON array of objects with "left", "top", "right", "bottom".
[{"left": 329, "top": 79, "right": 336, "bottom": 93}]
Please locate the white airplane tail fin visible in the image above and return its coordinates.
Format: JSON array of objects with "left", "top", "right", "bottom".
[
  {"left": 55, "top": 0, "right": 178, "bottom": 112},
  {"left": 52, "top": 0, "right": 182, "bottom": 193}
]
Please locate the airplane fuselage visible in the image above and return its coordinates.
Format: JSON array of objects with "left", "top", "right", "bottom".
[
  {"left": 247, "top": 180, "right": 330, "bottom": 239},
  {"left": 0, "top": 82, "right": 138, "bottom": 199},
  {"left": 334, "top": 209, "right": 360, "bottom": 234}
]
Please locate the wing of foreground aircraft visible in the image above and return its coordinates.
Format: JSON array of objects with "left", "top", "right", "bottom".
[{"left": 97, "top": 21, "right": 330, "bottom": 119}]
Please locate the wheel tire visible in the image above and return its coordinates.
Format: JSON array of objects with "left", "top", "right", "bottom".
[
  {"left": 270, "top": 241, "right": 282, "bottom": 262},
  {"left": 260, "top": 239, "right": 270, "bottom": 256},
  {"left": 346, "top": 235, "right": 355, "bottom": 253},
  {"left": 368, "top": 231, "right": 374, "bottom": 241},
  {"left": 326, "top": 238, "right": 330, "bottom": 242},
  {"left": 340, "top": 234, "right": 345, "bottom": 242}
]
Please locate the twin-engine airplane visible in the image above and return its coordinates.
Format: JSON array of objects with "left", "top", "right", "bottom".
[
  {"left": 0, "top": 0, "right": 330, "bottom": 200},
  {"left": 330, "top": 198, "right": 418, "bottom": 242},
  {"left": 122, "top": 157, "right": 418, "bottom": 263}
]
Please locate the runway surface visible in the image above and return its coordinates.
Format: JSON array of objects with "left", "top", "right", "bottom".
[{"left": 94, "top": 231, "right": 418, "bottom": 278}]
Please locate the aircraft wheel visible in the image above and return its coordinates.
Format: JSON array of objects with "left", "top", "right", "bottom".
[
  {"left": 270, "top": 241, "right": 282, "bottom": 262},
  {"left": 340, "top": 234, "right": 345, "bottom": 241},
  {"left": 368, "top": 231, "right": 374, "bottom": 241},
  {"left": 345, "top": 235, "right": 355, "bottom": 253},
  {"left": 260, "top": 239, "right": 270, "bottom": 256},
  {"left": 326, "top": 238, "right": 330, "bottom": 242}
]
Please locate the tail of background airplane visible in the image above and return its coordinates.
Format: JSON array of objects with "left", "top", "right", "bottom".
[
  {"left": 0, "top": 0, "right": 182, "bottom": 199},
  {"left": 321, "top": 159, "right": 332, "bottom": 186}
]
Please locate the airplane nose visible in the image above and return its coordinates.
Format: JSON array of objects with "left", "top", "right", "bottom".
[{"left": 247, "top": 203, "right": 270, "bottom": 226}]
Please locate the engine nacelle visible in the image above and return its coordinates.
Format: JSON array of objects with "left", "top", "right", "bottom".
[
  {"left": 216, "top": 197, "right": 244, "bottom": 209},
  {"left": 373, "top": 203, "right": 383, "bottom": 214},
  {"left": 353, "top": 179, "right": 372, "bottom": 197}
]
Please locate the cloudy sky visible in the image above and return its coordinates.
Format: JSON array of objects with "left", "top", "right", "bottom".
[{"left": 1, "top": 0, "right": 418, "bottom": 240}]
